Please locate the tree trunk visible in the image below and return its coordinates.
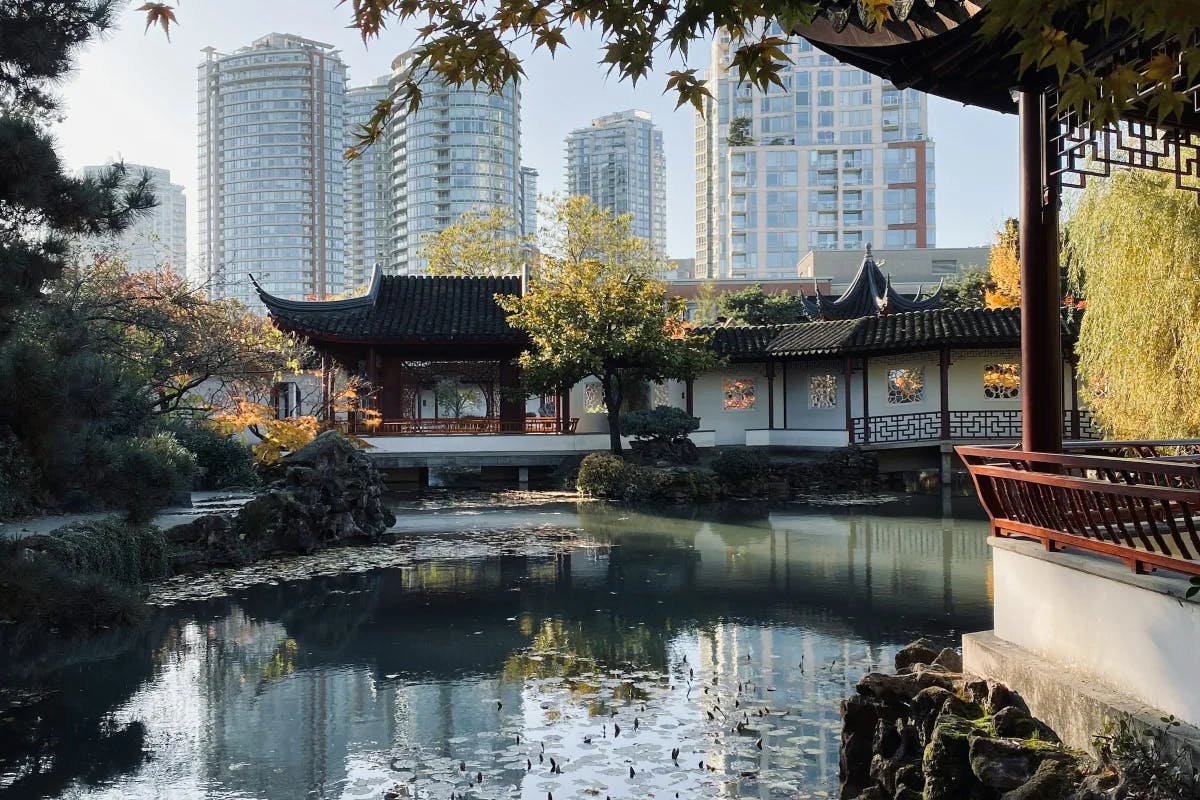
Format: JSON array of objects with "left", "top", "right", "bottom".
[{"left": 603, "top": 372, "right": 623, "bottom": 454}]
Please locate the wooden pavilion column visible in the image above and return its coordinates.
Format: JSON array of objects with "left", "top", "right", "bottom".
[
  {"left": 685, "top": 378, "right": 694, "bottom": 417},
  {"left": 861, "top": 357, "right": 871, "bottom": 445},
  {"left": 843, "top": 357, "right": 853, "bottom": 438},
  {"left": 782, "top": 362, "right": 789, "bottom": 429},
  {"left": 766, "top": 362, "right": 776, "bottom": 429},
  {"left": 559, "top": 387, "right": 571, "bottom": 433},
  {"left": 498, "top": 362, "right": 524, "bottom": 433},
  {"left": 1019, "top": 89, "right": 1063, "bottom": 453},
  {"left": 939, "top": 348, "right": 951, "bottom": 440}
]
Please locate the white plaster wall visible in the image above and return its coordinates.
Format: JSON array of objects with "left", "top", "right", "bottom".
[
  {"left": 362, "top": 430, "right": 716, "bottom": 454},
  {"left": 782, "top": 361, "right": 849, "bottom": 431},
  {"left": 947, "top": 352, "right": 1020, "bottom": 413},
  {"left": 992, "top": 543, "right": 1200, "bottom": 726},
  {"left": 691, "top": 364, "right": 771, "bottom": 445},
  {"left": 746, "top": 428, "right": 849, "bottom": 448}
]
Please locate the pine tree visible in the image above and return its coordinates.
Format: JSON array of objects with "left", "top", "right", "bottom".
[{"left": 0, "top": 1, "right": 156, "bottom": 336}]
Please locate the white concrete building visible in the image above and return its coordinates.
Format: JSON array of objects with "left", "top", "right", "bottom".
[
  {"left": 389, "top": 51, "right": 523, "bottom": 274},
  {"left": 799, "top": 246, "right": 988, "bottom": 294},
  {"left": 695, "top": 19, "right": 935, "bottom": 280},
  {"left": 198, "top": 34, "right": 347, "bottom": 306},
  {"left": 565, "top": 110, "right": 667, "bottom": 253},
  {"left": 345, "top": 76, "right": 393, "bottom": 289},
  {"left": 80, "top": 164, "right": 186, "bottom": 272}
]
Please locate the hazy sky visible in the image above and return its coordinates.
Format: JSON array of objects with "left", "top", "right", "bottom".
[{"left": 54, "top": 1, "right": 1021, "bottom": 266}]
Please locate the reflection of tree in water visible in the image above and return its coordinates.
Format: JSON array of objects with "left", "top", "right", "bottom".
[{"left": 0, "top": 620, "right": 173, "bottom": 798}]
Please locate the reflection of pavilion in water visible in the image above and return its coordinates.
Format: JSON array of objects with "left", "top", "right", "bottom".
[{"left": 83, "top": 510, "right": 990, "bottom": 800}]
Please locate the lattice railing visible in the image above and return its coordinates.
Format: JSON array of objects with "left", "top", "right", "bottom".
[{"left": 850, "top": 410, "right": 1103, "bottom": 445}]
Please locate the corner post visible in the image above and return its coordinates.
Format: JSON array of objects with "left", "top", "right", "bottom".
[
  {"left": 1019, "top": 89, "right": 1063, "bottom": 454},
  {"left": 939, "top": 348, "right": 951, "bottom": 441}
]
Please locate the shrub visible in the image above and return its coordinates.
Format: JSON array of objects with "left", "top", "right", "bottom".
[
  {"left": 167, "top": 421, "right": 261, "bottom": 490},
  {"left": 102, "top": 433, "right": 198, "bottom": 521},
  {"left": 622, "top": 406, "right": 700, "bottom": 442},
  {"left": 28, "top": 518, "right": 171, "bottom": 585},
  {"left": 0, "top": 427, "right": 40, "bottom": 519},
  {"left": 577, "top": 453, "right": 632, "bottom": 499},
  {"left": 711, "top": 448, "right": 772, "bottom": 496},
  {"left": 621, "top": 406, "right": 701, "bottom": 464},
  {"left": 0, "top": 549, "right": 145, "bottom": 632}
]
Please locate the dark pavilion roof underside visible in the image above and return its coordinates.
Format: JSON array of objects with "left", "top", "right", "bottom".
[
  {"left": 702, "top": 308, "right": 1079, "bottom": 360},
  {"left": 256, "top": 274, "right": 526, "bottom": 343}
]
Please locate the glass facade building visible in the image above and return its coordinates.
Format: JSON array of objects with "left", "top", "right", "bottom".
[
  {"left": 345, "top": 76, "right": 392, "bottom": 288},
  {"left": 565, "top": 110, "right": 667, "bottom": 254},
  {"left": 198, "top": 34, "right": 347, "bottom": 306},
  {"left": 389, "top": 51, "right": 522, "bottom": 274},
  {"left": 519, "top": 165, "right": 539, "bottom": 238},
  {"left": 694, "top": 20, "right": 935, "bottom": 280},
  {"left": 80, "top": 163, "right": 186, "bottom": 273}
]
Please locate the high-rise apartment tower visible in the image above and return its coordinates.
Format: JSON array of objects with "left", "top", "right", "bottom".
[
  {"left": 198, "top": 33, "right": 347, "bottom": 306},
  {"left": 695, "top": 20, "right": 935, "bottom": 279},
  {"left": 80, "top": 163, "right": 186, "bottom": 272},
  {"left": 345, "top": 76, "right": 392, "bottom": 288},
  {"left": 565, "top": 110, "right": 666, "bottom": 253},
  {"left": 389, "top": 51, "right": 522, "bottom": 274}
]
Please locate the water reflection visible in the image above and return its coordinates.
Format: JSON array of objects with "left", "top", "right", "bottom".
[{"left": 0, "top": 503, "right": 991, "bottom": 800}]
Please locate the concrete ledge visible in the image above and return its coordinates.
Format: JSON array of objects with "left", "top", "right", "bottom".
[
  {"left": 964, "top": 631, "right": 1200, "bottom": 778},
  {"left": 989, "top": 536, "right": 1200, "bottom": 725}
]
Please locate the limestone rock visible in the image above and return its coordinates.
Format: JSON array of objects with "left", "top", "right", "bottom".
[
  {"left": 969, "top": 735, "right": 1043, "bottom": 791},
  {"left": 992, "top": 705, "right": 1060, "bottom": 743},
  {"left": 932, "top": 647, "right": 963, "bottom": 673},
  {"left": 1000, "top": 756, "right": 1082, "bottom": 800},
  {"left": 894, "top": 638, "right": 941, "bottom": 673},
  {"left": 923, "top": 714, "right": 987, "bottom": 800}
]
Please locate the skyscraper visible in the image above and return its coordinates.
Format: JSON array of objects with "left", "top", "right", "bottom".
[
  {"left": 80, "top": 163, "right": 186, "bottom": 272},
  {"left": 346, "top": 75, "right": 392, "bottom": 288},
  {"left": 198, "top": 34, "right": 347, "bottom": 306},
  {"left": 694, "top": 20, "right": 935, "bottom": 280},
  {"left": 389, "top": 51, "right": 522, "bottom": 274},
  {"left": 519, "top": 166, "right": 539, "bottom": 238},
  {"left": 565, "top": 110, "right": 666, "bottom": 253}
]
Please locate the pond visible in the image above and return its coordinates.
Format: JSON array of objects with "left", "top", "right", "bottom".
[{"left": 0, "top": 497, "right": 992, "bottom": 800}]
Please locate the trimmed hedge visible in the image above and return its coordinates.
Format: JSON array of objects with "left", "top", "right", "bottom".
[{"left": 711, "top": 448, "right": 772, "bottom": 496}]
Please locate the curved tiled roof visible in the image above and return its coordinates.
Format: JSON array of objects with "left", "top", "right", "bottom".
[
  {"left": 256, "top": 273, "right": 526, "bottom": 343},
  {"left": 699, "top": 308, "right": 1080, "bottom": 360},
  {"left": 802, "top": 246, "right": 943, "bottom": 320}
]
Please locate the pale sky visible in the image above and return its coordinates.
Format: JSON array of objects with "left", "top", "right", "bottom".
[{"left": 54, "top": 1, "right": 1020, "bottom": 268}]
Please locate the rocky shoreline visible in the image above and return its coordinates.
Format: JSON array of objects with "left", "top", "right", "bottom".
[{"left": 838, "top": 639, "right": 1169, "bottom": 800}]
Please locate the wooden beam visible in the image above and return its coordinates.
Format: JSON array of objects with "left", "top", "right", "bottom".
[{"left": 1019, "top": 90, "right": 1063, "bottom": 454}]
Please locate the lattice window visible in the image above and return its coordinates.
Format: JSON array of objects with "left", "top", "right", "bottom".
[
  {"left": 652, "top": 381, "right": 673, "bottom": 408},
  {"left": 723, "top": 377, "right": 757, "bottom": 410},
  {"left": 584, "top": 382, "right": 605, "bottom": 414},
  {"left": 809, "top": 374, "right": 838, "bottom": 409},
  {"left": 887, "top": 368, "right": 924, "bottom": 404},
  {"left": 984, "top": 363, "right": 1021, "bottom": 400}
]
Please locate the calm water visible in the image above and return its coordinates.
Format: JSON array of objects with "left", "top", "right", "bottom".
[{"left": 0, "top": 498, "right": 992, "bottom": 800}]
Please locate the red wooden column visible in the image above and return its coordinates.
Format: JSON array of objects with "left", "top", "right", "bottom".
[
  {"left": 861, "top": 357, "right": 871, "bottom": 445},
  {"left": 843, "top": 357, "right": 853, "bottom": 438},
  {"left": 498, "top": 362, "right": 524, "bottom": 433},
  {"left": 559, "top": 387, "right": 571, "bottom": 433},
  {"left": 685, "top": 378, "right": 694, "bottom": 417},
  {"left": 1019, "top": 89, "right": 1063, "bottom": 454}
]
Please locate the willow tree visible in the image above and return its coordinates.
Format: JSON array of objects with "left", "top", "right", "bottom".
[{"left": 1066, "top": 170, "right": 1200, "bottom": 438}]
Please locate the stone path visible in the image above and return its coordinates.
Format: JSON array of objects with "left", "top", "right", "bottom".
[{"left": 0, "top": 491, "right": 254, "bottom": 542}]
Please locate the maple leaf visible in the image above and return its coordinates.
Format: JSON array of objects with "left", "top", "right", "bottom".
[{"left": 138, "top": 3, "right": 177, "bottom": 40}]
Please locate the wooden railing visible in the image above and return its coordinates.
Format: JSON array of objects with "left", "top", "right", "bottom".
[
  {"left": 338, "top": 416, "right": 578, "bottom": 436},
  {"left": 957, "top": 444, "right": 1200, "bottom": 576}
]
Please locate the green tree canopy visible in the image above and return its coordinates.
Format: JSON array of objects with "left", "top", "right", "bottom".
[
  {"left": 497, "top": 200, "right": 717, "bottom": 453},
  {"left": 936, "top": 267, "right": 991, "bottom": 310},
  {"left": 717, "top": 285, "right": 808, "bottom": 325},
  {"left": 1066, "top": 169, "right": 1200, "bottom": 438},
  {"left": 419, "top": 206, "right": 530, "bottom": 276},
  {"left": 1, "top": 1, "right": 156, "bottom": 336}
]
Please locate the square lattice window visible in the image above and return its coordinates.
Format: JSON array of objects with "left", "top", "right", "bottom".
[
  {"left": 984, "top": 363, "right": 1020, "bottom": 400},
  {"left": 584, "top": 382, "right": 605, "bottom": 414},
  {"left": 887, "top": 368, "right": 924, "bottom": 404},
  {"left": 723, "top": 377, "right": 757, "bottom": 410},
  {"left": 809, "top": 374, "right": 838, "bottom": 408}
]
